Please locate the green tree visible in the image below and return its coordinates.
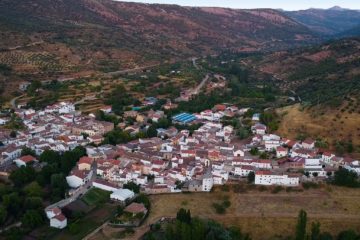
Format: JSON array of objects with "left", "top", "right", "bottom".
[
  {"left": 123, "top": 182, "right": 140, "bottom": 194},
  {"left": 9, "top": 166, "right": 36, "bottom": 187},
  {"left": 3, "top": 192, "right": 22, "bottom": 217},
  {"left": 9, "top": 130, "right": 17, "bottom": 138},
  {"left": 311, "top": 222, "right": 321, "bottom": 240},
  {"left": 247, "top": 172, "right": 255, "bottom": 183},
  {"left": 147, "top": 125, "right": 158, "bottom": 138},
  {"left": 165, "top": 224, "right": 175, "bottom": 240},
  {"left": 333, "top": 168, "right": 359, "bottom": 188},
  {"left": 24, "top": 182, "right": 44, "bottom": 198},
  {"left": 337, "top": 230, "right": 359, "bottom": 240},
  {"left": 296, "top": 209, "right": 307, "bottom": 240},
  {"left": 180, "top": 222, "right": 192, "bottom": 240},
  {"left": 0, "top": 206, "right": 7, "bottom": 225},
  {"left": 319, "top": 232, "right": 333, "bottom": 240},
  {"left": 39, "top": 149, "right": 61, "bottom": 164},
  {"left": 21, "top": 209, "right": 44, "bottom": 228},
  {"left": 176, "top": 208, "right": 191, "bottom": 224},
  {"left": 51, "top": 173, "right": 67, "bottom": 200},
  {"left": 21, "top": 147, "right": 36, "bottom": 157},
  {"left": 192, "top": 218, "right": 206, "bottom": 240},
  {"left": 24, "top": 197, "right": 43, "bottom": 210}
]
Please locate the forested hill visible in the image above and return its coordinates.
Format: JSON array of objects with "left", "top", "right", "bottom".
[{"left": 247, "top": 38, "right": 360, "bottom": 107}]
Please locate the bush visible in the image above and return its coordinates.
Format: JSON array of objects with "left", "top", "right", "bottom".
[
  {"left": 223, "top": 200, "right": 231, "bottom": 208},
  {"left": 271, "top": 186, "right": 283, "bottom": 194},
  {"left": 258, "top": 186, "right": 267, "bottom": 192},
  {"left": 233, "top": 184, "right": 247, "bottom": 193},
  {"left": 302, "top": 182, "right": 319, "bottom": 190},
  {"left": 212, "top": 203, "right": 226, "bottom": 214},
  {"left": 221, "top": 185, "right": 230, "bottom": 192}
]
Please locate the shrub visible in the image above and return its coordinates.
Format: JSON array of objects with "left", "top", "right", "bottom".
[
  {"left": 212, "top": 203, "right": 226, "bottom": 214},
  {"left": 271, "top": 186, "right": 283, "bottom": 194},
  {"left": 302, "top": 182, "right": 319, "bottom": 190},
  {"left": 258, "top": 186, "right": 267, "bottom": 192}
]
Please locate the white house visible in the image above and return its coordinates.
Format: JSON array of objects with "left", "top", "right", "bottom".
[
  {"left": 252, "top": 113, "right": 260, "bottom": 121},
  {"left": 58, "top": 102, "right": 75, "bottom": 114},
  {"left": 100, "top": 106, "right": 112, "bottom": 114},
  {"left": 251, "top": 123, "right": 266, "bottom": 135},
  {"left": 50, "top": 214, "right": 67, "bottom": 229},
  {"left": 234, "top": 165, "right": 255, "bottom": 177},
  {"left": 0, "top": 118, "right": 9, "bottom": 125},
  {"left": 110, "top": 189, "right": 135, "bottom": 202},
  {"left": 66, "top": 169, "right": 92, "bottom": 188},
  {"left": 302, "top": 139, "right": 315, "bottom": 149},
  {"left": 344, "top": 161, "right": 360, "bottom": 175},
  {"left": 46, "top": 207, "right": 62, "bottom": 219},
  {"left": 276, "top": 146, "right": 288, "bottom": 158},
  {"left": 255, "top": 171, "right": 299, "bottom": 186},
  {"left": 322, "top": 152, "right": 335, "bottom": 164},
  {"left": 14, "top": 155, "right": 37, "bottom": 167},
  {"left": 233, "top": 149, "right": 245, "bottom": 157},
  {"left": 265, "top": 140, "right": 281, "bottom": 151}
]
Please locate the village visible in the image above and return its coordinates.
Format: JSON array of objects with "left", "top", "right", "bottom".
[{"left": 0, "top": 94, "right": 359, "bottom": 231}]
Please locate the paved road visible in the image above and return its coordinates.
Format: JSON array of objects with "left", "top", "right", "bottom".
[
  {"left": 192, "top": 57, "right": 200, "bottom": 70},
  {"left": 105, "top": 64, "right": 160, "bottom": 76},
  {"left": 193, "top": 74, "right": 210, "bottom": 95},
  {"left": 9, "top": 95, "right": 24, "bottom": 109},
  {"left": 0, "top": 221, "right": 21, "bottom": 234},
  {"left": 74, "top": 95, "right": 97, "bottom": 106}
]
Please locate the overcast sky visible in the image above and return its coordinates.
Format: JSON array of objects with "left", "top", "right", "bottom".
[{"left": 116, "top": 0, "right": 360, "bottom": 10}]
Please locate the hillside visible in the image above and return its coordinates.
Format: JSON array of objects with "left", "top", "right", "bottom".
[
  {"left": 248, "top": 38, "right": 360, "bottom": 107},
  {"left": 285, "top": 7, "right": 360, "bottom": 35},
  {"left": 0, "top": 0, "right": 318, "bottom": 100},
  {"left": 245, "top": 38, "right": 360, "bottom": 155}
]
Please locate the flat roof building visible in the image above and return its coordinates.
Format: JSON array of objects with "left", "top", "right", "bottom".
[{"left": 172, "top": 113, "right": 197, "bottom": 124}]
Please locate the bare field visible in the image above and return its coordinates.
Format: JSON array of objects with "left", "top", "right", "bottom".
[{"left": 90, "top": 185, "right": 360, "bottom": 240}]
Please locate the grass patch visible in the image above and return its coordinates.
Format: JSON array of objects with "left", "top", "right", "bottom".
[{"left": 82, "top": 188, "right": 111, "bottom": 206}]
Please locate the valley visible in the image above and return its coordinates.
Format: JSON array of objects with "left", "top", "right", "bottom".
[{"left": 0, "top": 1, "right": 360, "bottom": 240}]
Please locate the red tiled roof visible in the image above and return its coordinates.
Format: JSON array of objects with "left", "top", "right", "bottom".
[
  {"left": 256, "top": 170, "right": 272, "bottom": 175},
  {"left": 276, "top": 146, "right": 287, "bottom": 152},
  {"left": 20, "top": 155, "right": 36, "bottom": 163},
  {"left": 48, "top": 207, "right": 61, "bottom": 215},
  {"left": 124, "top": 203, "right": 147, "bottom": 214},
  {"left": 78, "top": 156, "right": 92, "bottom": 165},
  {"left": 53, "top": 213, "right": 66, "bottom": 222}
]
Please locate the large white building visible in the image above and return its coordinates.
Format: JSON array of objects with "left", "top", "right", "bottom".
[
  {"left": 255, "top": 171, "right": 299, "bottom": 186},
  {"left": 110, "top": 189, "right": 135, "bottom": 202}
]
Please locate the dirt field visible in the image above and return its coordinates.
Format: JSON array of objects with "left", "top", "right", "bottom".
[
  {"left": 276, "top": 103, "right": 360, "bottom": 157},
  {"left": 89, "top": 185, "right": 360, "bottom": 240}
]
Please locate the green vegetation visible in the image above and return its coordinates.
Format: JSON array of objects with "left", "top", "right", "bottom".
[
  {"left": 212, "top": 196, "right": 231, "bottom": 214},
  {"left": 294, "top": 209, "right": 360, "bottom": 240},
  {"left": 82, "top": 188, "right": 110, "bottom": 206},
  {"left": 0, "top": 63, "right": 12, "bottom": 76},
  {"left": 333, "top": 168, "right": 359, "bottom": 188},
  {"left": 143, "top": 208, "right": 250, "bottom": 240},
  {"left": 105, "top": 85, "right": 135, "bottom": 115},
  {"left": 123, "top": 182, "right": 140, "bottom": 194},
  {"left": 0, "top": 146, "right": 86, "bottom": 239}
]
